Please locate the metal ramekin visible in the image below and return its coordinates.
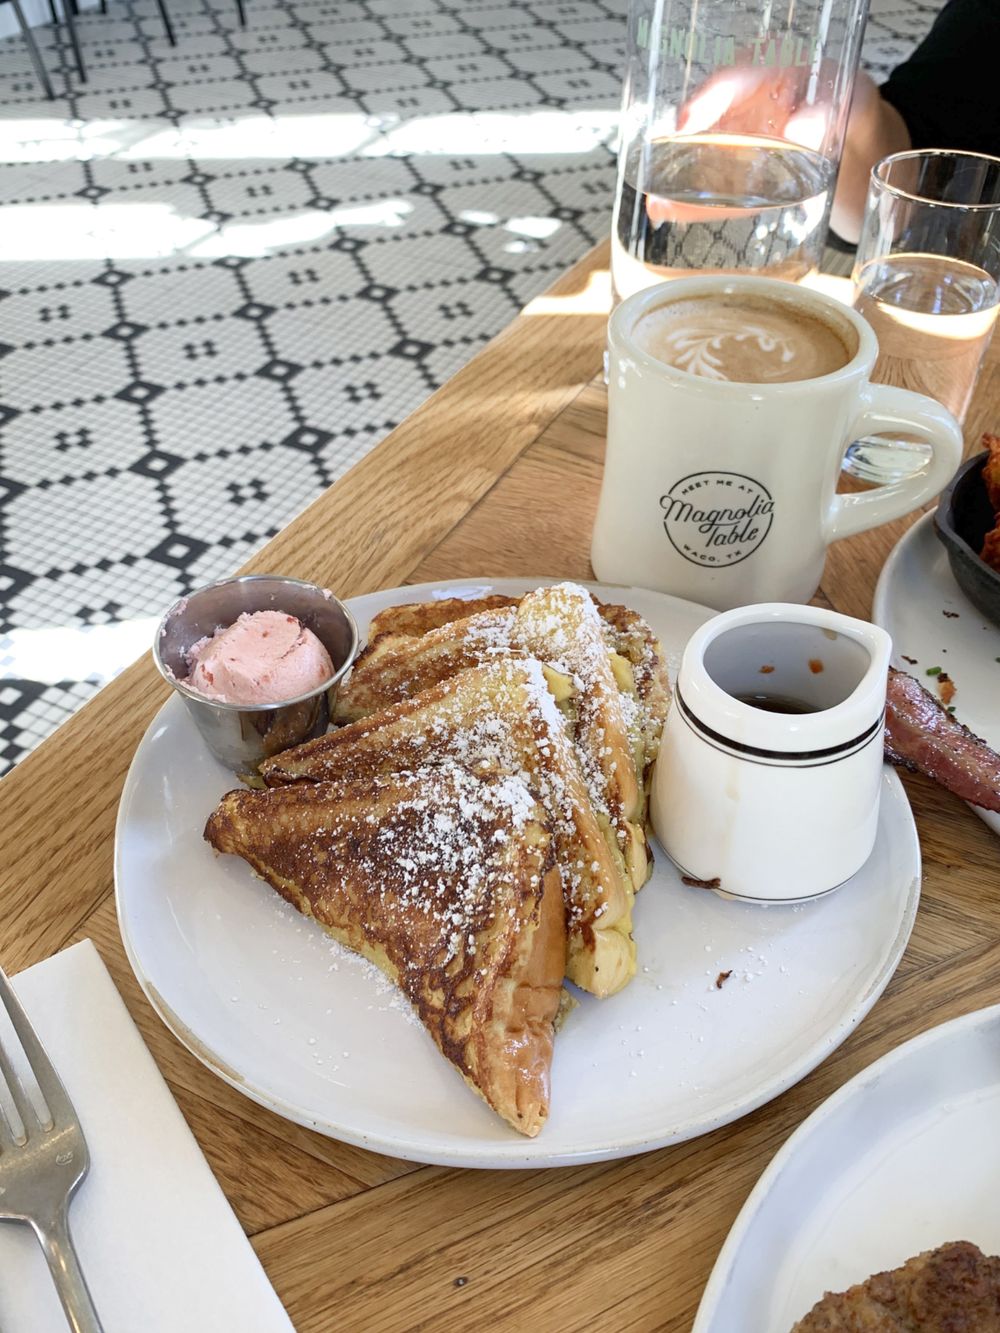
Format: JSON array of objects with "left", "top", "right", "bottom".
[{"left": 153, "top": 574, "right": 358, "bottom": 784}]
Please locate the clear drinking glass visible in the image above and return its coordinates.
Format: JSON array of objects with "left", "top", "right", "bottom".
[
  {"left": 844, "top": 149, "right": 1000, "bottom": 483},
  {"left": 612, "top": 0, "right": 870, "bottom": 303}
]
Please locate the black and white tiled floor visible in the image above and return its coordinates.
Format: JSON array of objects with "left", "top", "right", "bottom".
[{"left": 0, "top": 0, "right": 936, "bottom": 772}]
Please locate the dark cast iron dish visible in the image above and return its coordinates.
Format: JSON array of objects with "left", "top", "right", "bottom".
[{"left": 934, "top": 450, "right": 1000, "bottom": 628}]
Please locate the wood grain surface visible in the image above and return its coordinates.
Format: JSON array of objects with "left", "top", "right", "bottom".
[{"left": 3, "top": 240, "right": 999, "bottom": 1332}]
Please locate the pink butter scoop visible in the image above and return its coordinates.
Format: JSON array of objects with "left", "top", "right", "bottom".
[{"left": 185, "top": 610, "right": 334, "bottom": 705}]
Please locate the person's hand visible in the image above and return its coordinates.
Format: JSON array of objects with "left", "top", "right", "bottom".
[
  {"left": 676, "top": 62, "right": 834, "bottom": 150},
  {"left": 669, "top": 60, "right": 912, "bottom": 243}
]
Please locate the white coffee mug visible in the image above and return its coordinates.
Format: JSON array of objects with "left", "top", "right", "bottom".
[
  {"left": 651, "top": 603, "right": 892, "bottom": 902},
  {"left": 591, "top": 276, "right": 963, "bottom": 611}
]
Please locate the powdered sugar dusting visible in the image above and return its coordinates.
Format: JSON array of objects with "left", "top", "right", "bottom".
[
  {"left": 433, "top": 584, "right": 639, "bottom": 843},
  {"left": 515, "top": 583, "right": 638, "bottom": 849},
  {"left": 327, "top": 940, "right": 422, "bottom": 1026},
  {"left": 314, "top": 760, "right": 540, "bottom": 967},
  {"left": 416, "top": 659, "right": 602, "bottom": 926}
]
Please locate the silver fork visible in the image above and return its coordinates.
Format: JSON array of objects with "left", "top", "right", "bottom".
[{"left": 0, "top": 966, "right": 103, "bottom": 1333}]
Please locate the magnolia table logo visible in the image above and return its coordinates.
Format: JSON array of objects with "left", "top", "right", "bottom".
[{"left": 660, "top": 472, "right": 774, "bottom": 567}]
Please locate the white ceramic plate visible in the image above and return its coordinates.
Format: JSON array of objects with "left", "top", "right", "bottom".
[
  {"left": 694, "top": 1004, "right": 1000, "bottom": 1331},
  {"left": 873, "top": 510, "right": 1000, "bottom": 837},
  {"left": 116, "top": 578, "right": 921, "bottom": 1168}
]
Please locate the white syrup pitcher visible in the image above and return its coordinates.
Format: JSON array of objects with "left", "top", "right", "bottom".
[{"left": 651, "top": 603, "right": 892, "bottom": 901}]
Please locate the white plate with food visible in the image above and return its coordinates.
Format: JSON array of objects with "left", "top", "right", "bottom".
[
  {"left": 693, "top": 1004, "right": 1000, "bottom": 1330},
  {"left": 116, "top": 578, "right": 920, "bottom": 1168},
  {"left": 874, "top": 509, "right": 1000, "bottom": 837}
]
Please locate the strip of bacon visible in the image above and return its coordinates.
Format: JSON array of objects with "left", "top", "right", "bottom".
[{"left": 884, "top": 667, "right": 1000, "bottom": 812}]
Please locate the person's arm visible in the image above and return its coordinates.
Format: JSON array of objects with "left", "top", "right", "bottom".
[
  {"left": 834, "top": 0, "right": 1000, "bottom": 243},
  {"left": 829, "top": 71, "right": 912, "bottom": 245}
]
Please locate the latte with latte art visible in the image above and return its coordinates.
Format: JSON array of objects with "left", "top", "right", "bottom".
[{"left": 634, "top": 294, "right": 853, "bottom": 384}]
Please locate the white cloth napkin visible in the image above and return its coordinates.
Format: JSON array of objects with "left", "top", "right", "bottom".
[{"left": 0, "top": 940, "right": 294, "bottom": 1333}]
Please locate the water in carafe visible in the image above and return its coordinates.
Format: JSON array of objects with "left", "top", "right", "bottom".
[{"left": 613, "top": 134, "right": 837, "bottom": 298}]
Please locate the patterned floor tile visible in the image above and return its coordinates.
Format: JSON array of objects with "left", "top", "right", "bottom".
[{"left": 1, "top": 397, "right": 149, "bottom": 485}]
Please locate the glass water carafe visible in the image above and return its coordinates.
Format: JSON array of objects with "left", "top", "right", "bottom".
[{"left": 613, "top": 0, "right": 871, "bottom": 302}]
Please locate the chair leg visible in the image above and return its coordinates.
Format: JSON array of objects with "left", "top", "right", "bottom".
[
  {"left": 155, "top": 0, "right": 176, "bottom": 45},
  {"left": 59, "top": 0, "right": 86, "bottom": 82},
  {"left": 234, "top": 0, "right": 245, "bottom": 26},
  {"left": 11, "top": 0, "right": 55, "bottom": 99},
  {"left": 48, "top": 0, "right": 58, "bottom": 24},
  {"left": 100, "top": 0, "right": 107, "bottom": 12}
]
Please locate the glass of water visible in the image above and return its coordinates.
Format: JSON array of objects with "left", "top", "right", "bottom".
[
  {"left": 844, "top": 149, "right": 1000, "bottom": 483},
  {"left": 611, "top": 0, "right": 871, "bottom": 304}
]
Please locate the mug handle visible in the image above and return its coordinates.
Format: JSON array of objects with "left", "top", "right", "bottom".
[{"left": 823, "top": 384, "right": 963, "bottom": 544}]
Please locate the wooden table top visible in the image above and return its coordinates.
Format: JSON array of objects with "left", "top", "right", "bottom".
[{"left": 3, "top": 240, "right": 999, "bottom": 1332}]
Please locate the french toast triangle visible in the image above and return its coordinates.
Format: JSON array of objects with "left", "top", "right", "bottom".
[
  {"left": 205, "top": 762, "right": 566, "bottom": 1137},
  {"left": 334, "top": 582, "right": 671, "bottom": 894},
  {"left": 514, "top": 584, "right": 646, "bottom": 890},
  {"left": 355, "top": 591, "right": 670, "bottom": 788},
  {"left": 260, "top": 658, "right": 637, "bottom": 998},
  {"left": 365, "top": 594, "right": 518, "bottom": 641}
]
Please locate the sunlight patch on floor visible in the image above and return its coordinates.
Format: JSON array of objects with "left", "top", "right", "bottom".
[
  {"left": 0, "top": 107, "right": 618, "bottom": 166},
  {"left": 1, "top": 617, "right": 160, "bottom": 686}
]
